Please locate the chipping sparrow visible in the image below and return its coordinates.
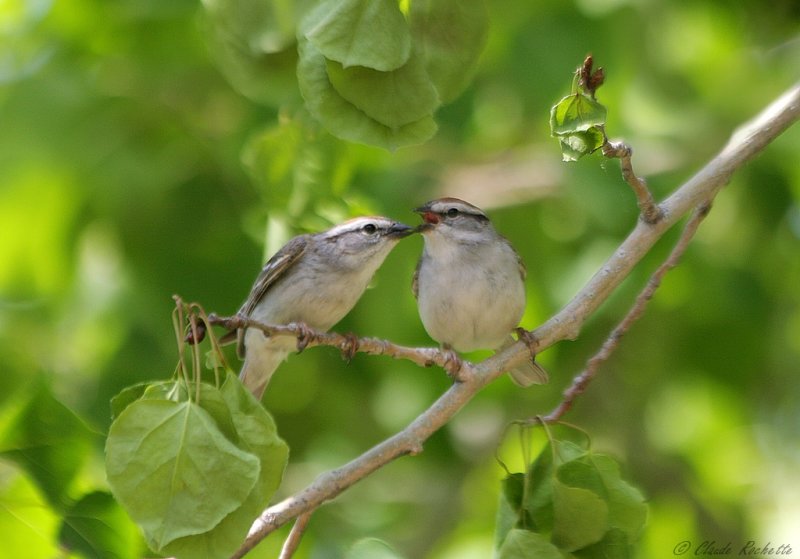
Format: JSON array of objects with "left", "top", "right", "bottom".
[
  {"left": 234, "top": 216, "right": 414, "bottom": 399},
  {"left": 412, "top": 198, "right": 548, "bottom": 386}
]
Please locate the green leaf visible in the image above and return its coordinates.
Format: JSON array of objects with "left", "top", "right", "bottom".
[
  {"left": 572, "top": 528, "right": 632, "bottom": 559},
  {"left": 549, "top": 93, "right": 607, "bottom": 136},
  {"left": 202, "top": 0, "right": 296, "bottom": 55},
  {"left": 105, "top": 399, "right": 260, "bottom": 551},
  {"left": 588, "top": 455, "right": 647, "bottom": 540},
  {"left": 59, "top": 491, "right": 144, "bottom": 559},
  {"left": 497, "top": 529, "right": 564, "bottom": 559},
  {"left": 495, "top": 473, "right": 526, "bottom": 550},
  {"left": 551, "top": 480, "right": 608, "bottom": 552},
  {"left": 525, "top": 439, "right": 588, "bottom": 532},
  {"left": 410, "top": 0, "right": 489, "bottom": 102},
  {"left": 159, "top": 374, "right": 288, "bottom": 559},
  {"left": 326, "top": 53, "right": 440, "bottom": 129},
  {"left": 346, "top": 537, "right": 406, "bottom": 559},
  {"left": 302, "top": 0, "right": 411, "bottom": 71},
  {"left": 110, "top": 380, "right": 182, "bottom": 420},
  {"left": 558, "top": 128, "right": 606, "bottom": 162},
  {"left": 297, "top": 40, "right": 437, "bottom": 150},
  {"left": 0, "top": 471, "right": 61, "bottom": 557},
  {"left": 0, "top": 381, "right": 97, "bottom": 508}
]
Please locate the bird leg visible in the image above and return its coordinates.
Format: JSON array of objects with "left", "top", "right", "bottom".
[
  {"left": 515, "top": 327, "right": 539, "bottom": 361},
  {"left": 441, "top": 344, "right": 466, "bottom": 382},
  {"left": 339, "top": 332, "right": 360, "bottom": 363},
  {"left": 292, "top": 322, "right": 316, "bottom": 353}
]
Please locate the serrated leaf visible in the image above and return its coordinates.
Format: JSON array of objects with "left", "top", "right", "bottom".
[
  {"left": 59, "top": 491, "right": 144, "bottom": 559},
  {"left": 497, "top": 529, "right": 564, "bottom": 559},
  {"left": 297, "top": 40, "right": 437, "bottom": 150},
  {"left": 159, "top": 374, "right": 288, "bottom": 559},
  {"left": 550, "top": 92, "right": 607, "bottom": 136},
  {"left": 325, "top": 53, "right": 440, "bottom": 129},
  {"left": 558, "top": 128, "right": 606, "bottom": 161},
  {"left": 552, "top": 480, "right": 608, "bottom": 552},
  {"left": 410, "top": 0, "right": 488, "bottom": 102},
  {"left": 302, "top": 0, "right": 411, "bottom": 71},
  {"left": 105, "top": 399, "right": 260, "bottom": 551},
  {"left": 0, "top": 381, "right": 97, "bottom": 508}
]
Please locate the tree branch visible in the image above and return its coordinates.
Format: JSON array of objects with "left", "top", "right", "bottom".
[{"left": 229, "top": 83, "right": 800, "bottom": 558}]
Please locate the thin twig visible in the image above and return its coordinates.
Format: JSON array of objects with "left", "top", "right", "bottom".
[
  {"left": 602, "top": 140, "right": 663, "bottom": 224},
  {"left": 542, "top": 201, "right": 712, "bottom": 423},
  {"left": 277, "top": 512, "right": 313, "bottom": 559},
  {"left": 207, "top": 313, "right": 461, "bottom": 374}
]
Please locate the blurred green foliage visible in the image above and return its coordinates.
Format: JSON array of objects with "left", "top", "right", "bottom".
[{"left": 1, "top": 0, "right": 799, "bottom": 557}]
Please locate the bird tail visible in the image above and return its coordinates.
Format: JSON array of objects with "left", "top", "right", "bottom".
[
  {"left": 239, "top": 330, "right": 291, "bottom": 400},
  {"left": 499, "top": 336, "right": 549, "bottom": 387}
]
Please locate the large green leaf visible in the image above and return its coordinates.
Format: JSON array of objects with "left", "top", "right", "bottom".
[
  {"left": 0, "top": 381, "right": 97, "bottom": 508},
  {"left": 158, "top": 374, "right": 289, "bottom": 559},
  {"left": 302, "top": 0, "right": 411, "bottom": 71},
  {"left": 105, "top": 399, "right": 260, "bottom": 551},
  {"left": 325, "top": 53, "right": 440, "bottom": 129},
  {"left": 551, "top": 480, "right": 609, "bottom": 551},
  {"left": 497, "top": 529, "right": 564, "bottom": 559},
  {"left": 202, "top": 0, "right": 296, "bottom": 55},
  {"left": 297, "top": 40, "right": 437, "bottom": 150},
  {"left": 59, "top": 491, "right": 144, "bottom": 559},
  {"left": 410, "top": 0, "right": 489, "bottom": 102},
  {"left": 587, "top": 455, "right": 647, "bottom": 540}
]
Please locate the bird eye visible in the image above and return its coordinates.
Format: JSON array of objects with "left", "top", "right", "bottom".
[
  {"left": 446, "top": 208, "right": 459, "bottom": 218},
  {"left": 362, "top": 223, "right": 377, "bottom": 234}
]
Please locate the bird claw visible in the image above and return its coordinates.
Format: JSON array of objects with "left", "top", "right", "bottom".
[
  {"left": 516, "top": 327, "right": 538, "bottom": 357},
  {"left": 340, "top": 332, "right": 360, "bottom": 363},
  {"left": 293, "top": 322, "right": 316, "bottom": 353},
  {"left": 442, "top": 346, "right": 465, "bottom": 382}
]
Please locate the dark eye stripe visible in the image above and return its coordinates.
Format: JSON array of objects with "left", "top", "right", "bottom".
[{"left": 446, "top": 208, "right": 459, "bottom": 217}]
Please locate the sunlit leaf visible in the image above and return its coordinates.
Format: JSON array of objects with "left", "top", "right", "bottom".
[
  {"left": 59, "top": 491, "right": 144, "bottom": 559},
  {"left": 0, "top": 381, "right": 97, "bottom": 508},
  {"left": 558, "top": 128, "right": 606, "bottom": 161},
  {"left": 550, "top": 92, "right": 607, "bottom": 136},
  {"left": 302, "top": 0, "right": 411, "bottom": 71},
  {"left": 0, "top": 471, "right": 61, "bottom": 557},
  {"left": 105, "top": 398, "right": 260, "bottom": 551}
]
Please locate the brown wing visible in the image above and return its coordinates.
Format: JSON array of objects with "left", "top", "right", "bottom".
[{"left": 234, "top": 234, "right": 310, "bottom": 357}]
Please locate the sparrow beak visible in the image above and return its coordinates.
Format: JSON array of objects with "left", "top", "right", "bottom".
[{"left": 387, "top": 222, "right": 415, "bottom": 238}]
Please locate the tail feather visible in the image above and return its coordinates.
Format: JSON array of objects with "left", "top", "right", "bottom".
[
  {"left": 239, "top": 329, "right": 292, "bottom": 400},
  {"left": 499, "top": 336, "right": 549, "bottom": 387}
]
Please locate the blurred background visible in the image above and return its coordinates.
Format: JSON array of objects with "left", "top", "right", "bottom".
[{"left": 1, "top": 0, "right": 799, "bottom": 557}]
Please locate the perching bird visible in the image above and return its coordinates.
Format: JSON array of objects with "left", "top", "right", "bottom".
[
  {"left": 412, "top": 198, "right": 548, "bottom": 386},
  {"left": 234, "top": 216, "right": 414, "bottom": 399}
]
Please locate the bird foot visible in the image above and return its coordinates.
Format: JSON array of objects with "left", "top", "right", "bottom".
[
  {"left": 442, "top": 346, "right": 465, "bottom": 382},
  {"left": 293, "top": 322, "right": 316, "bottom": 353},
  {"left": 516, "top": 327, "right": 539, "bottom": 358},
  {"left": 339, "top": 332, "right": 360, "bottom": 363}
]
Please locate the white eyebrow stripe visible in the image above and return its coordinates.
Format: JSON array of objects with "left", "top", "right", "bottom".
[{"left": 320, "top": 216, "right": 393, "bottom": 238}]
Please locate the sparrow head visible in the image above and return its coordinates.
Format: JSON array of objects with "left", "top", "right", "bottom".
[
  {"left": 413, "top": 198, "right": 492, "bottom": 239},
  {"left": 319, "top": 216, "right": 414, "bottom": 270}
]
